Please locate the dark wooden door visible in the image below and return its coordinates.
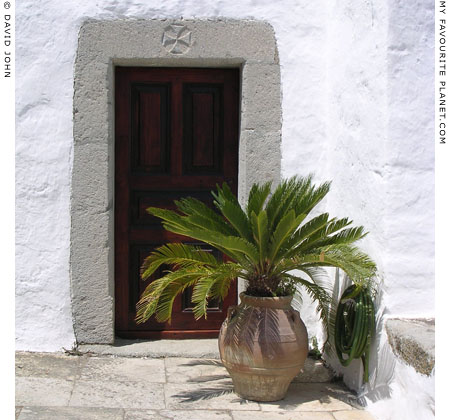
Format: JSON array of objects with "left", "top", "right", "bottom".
[{"left": 115, "top": 67, "right": 239, "bottom": 339}]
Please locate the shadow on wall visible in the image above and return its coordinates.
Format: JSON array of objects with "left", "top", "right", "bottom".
[{"left": 360, "top": 287, "right": 396, "bottom": 404}]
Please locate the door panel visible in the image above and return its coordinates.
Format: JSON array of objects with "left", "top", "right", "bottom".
[
  {"left": 131, "top": 83, "right": 170, "bottom": 173},
  {"left": 115, "top": 67, "right": 239, "bottom": 339},
  {"left": 183, "top": 84, "right": 223, "bottom": 173}
]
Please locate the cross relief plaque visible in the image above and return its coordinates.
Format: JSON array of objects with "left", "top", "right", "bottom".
[{"left": 162, "top": 24, "right": 192, "bottom": 55}]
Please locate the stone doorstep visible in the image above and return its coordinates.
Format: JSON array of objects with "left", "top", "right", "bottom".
[
  {"left": 78, "top": 338, "right": 220, "bottom": 359},
  {"left": 77, "top": 338, "right": 335, "bottom": 383},
  {"left": 385, "top": 318, "right": 435, "bottom": 376}
]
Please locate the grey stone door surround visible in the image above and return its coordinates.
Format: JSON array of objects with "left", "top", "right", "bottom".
[{"left": 71, "top": 19, "right": 282, "bottom": 344}]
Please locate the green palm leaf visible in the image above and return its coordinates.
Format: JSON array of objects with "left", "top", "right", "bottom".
[
  {"left": 175, "top": 197, "right": 236, "bottom": 236},
  {"left": 246, "top": 181, "right": 272, "bottom": 216},
  {"left": 289, "top": 245, "right": 376, "bottom": 284},
  {"left": 191, "top": 263, "right": 241, "bottom": 319},
  {"left": 294, "top": 180, "right": 331, "bottom": 216},
  {"left": 137, "top": 262, "right": 241, "bottom": 324},
  {"left": 215, "top": 198, "right": 253, "bottom": 244},
  {"left": 283, "top": 213, "right": 329, "bottom": 256},
  {"left": 154, "top": 222, "right": 256, "bottom": 268},
  {"left": 146, "top": 207, "right": 190, "bottom": 231},
  {"left": 250, "top": 210, "right": 269, "bottom": 265},
  {"left": 141, "top": 243, "right": 219, "bottom": 280},
  {"left": 287, "top": 273, "right": 332, "bottom": 334},
  {"left": 266, "top": 177, "right": 303, "bottom": 231},
  {"left": 268, "top": 210, "right": 304, "bottom": 262},
  {"left": 136, "top": 268, "right": 203, "bottom": 323},
  {"left": 299, "top": 226, "right": 368, "bottom": 252},
  {"left": 136, "top": 174, "right": 378, "bottom": 338}
]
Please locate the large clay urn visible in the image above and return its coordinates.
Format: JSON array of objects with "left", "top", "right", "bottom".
[{"left": 218, "top": 293, "right": 309, "bottom": 401}]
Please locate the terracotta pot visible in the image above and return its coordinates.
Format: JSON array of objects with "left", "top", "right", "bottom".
[{"left": 218, "top": 293, "right": 308, "bottom": 401}]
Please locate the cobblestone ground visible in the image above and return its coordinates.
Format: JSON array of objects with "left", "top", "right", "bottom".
[{"left": 15, "top": 352, "right": 375, "bottom": 420}]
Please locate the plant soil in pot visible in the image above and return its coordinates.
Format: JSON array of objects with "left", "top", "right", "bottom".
[{"left": 219, "top": 293, "right": 308, "bottom": 401}]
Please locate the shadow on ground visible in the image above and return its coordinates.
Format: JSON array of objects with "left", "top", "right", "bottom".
[{"left": 173, "top": 358, "right": 362, "bottom": 409}]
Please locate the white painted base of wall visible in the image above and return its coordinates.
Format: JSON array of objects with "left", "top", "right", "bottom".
[{"left": 367, "top": 361, "right": 435, "bottom": 420}]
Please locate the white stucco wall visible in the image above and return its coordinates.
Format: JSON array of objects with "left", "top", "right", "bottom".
[
  {"left": 16, "top": 0, "right": 434, "bottom": 417},
  {"left": 16, "top": 0, "right": 337, "bottom": 352}
]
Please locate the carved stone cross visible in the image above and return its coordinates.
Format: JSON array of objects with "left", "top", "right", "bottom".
[{"left": 162, "top": 24, "right": 192, "bottom": 55}]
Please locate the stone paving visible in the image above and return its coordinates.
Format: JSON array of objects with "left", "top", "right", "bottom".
[{"left": 15, "top": 352, "right": 376, "bottom": 420}]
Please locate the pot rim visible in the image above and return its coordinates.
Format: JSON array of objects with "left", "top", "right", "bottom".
[{"left": 239, "top": 292, "right": 293, "bottom": 308}]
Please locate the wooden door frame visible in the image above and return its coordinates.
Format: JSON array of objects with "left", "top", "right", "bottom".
[{"left": 71, "top": 19, "right": 282, "bottom": 344}]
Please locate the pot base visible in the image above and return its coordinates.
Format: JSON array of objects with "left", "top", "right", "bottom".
[{"left": 224, "top": 363, "right": 301, "bottom": 401}]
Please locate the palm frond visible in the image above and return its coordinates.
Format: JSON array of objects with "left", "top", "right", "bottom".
[
  {"left": 283, "top": 213, "right": 330, "bottom": 257},
  {"left": 210, "top": 235, "right": 259, "bottom": 265},
  {"left": 136, "top": 268, "right": 205, "bottom": 323},
  {"left": 154, "top": 222, "right": 257, "bottom": 268},
  {"left": 298, "top": 226, "right": 368, "bottom": 253},
  {"left": 212, "top": 182, "right": 240, "bottom": 208},
  {"left": 266, "top": 176, "right": 308, "bottom": 231},
  {"left": 154, "top": 275, "right": 199, "bottom": 322},
  {"left": 191, "top": 263, "right": 241, "bottom": 319},
  {"left": 294, "top": 179, "right": 331, "bottom": 217},
  {"left": 250, "top": 210, "right": 269, "bottom": 265},
  {"left": 175, "top": 197, "right": 236, "bottom": 236},
  {"left": 215, "top": 197, "right": 253, "bottom": 244},
  {"left": 210, "top": 268, "right": 236, "bottom": 300},
  {"left": 146, "top": 206, "right": 189, "bottom": 230},
  {"left": 141, "top": 243, "right": 219, "bottom": 280},
  {"left": 246, "top": 181, "right": 272, "bottom": 216},
  {"left": 287, "top": 273, "right": 332, "bottom": 338},
  {"left": 324, "top": 217, "right": 352, "bottom": 235},
  {"left": 138, "top": 175, "right": 378, "bottom": 330},
  {"left": 268, "top": 210, "right": 304, "bottom": 262},
  {"left": 284, "top": 245, "right": 376, "bottom": 285}
]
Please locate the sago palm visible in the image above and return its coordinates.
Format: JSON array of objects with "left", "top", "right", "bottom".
[{"left": 135, "top": 175, "right": 376, "bottom": 329}]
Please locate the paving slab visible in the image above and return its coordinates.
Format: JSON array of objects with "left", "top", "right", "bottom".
[
  {"left": 333, "top": 410, "right": 377, "bottom": 420},
  {"left": 232, "top": 411, "right": 336, "bottom": 420},
  {"left": 69, "top": 380, "right": 165, "bottom": 409},
  {"left": 165, "top": 357, "right": 229, "bottom": 384},
  {"left": 123, "top": 410, "right": 161, "bottom": 420},
  {"left": 125, "top": 409, "right": 233, "bottom": 419},
  {"left": 79, "top": 355, "right": 166, "bottom": 383},
  {"left": 165, "top": 382, "right": 259, "bottom": 411},
  {"left": 293, "top": 357, "right": 334, "bottom": 383},
  {"left": 15, "top": 352, "right": 84, "bottom": 380},
  {"left": 15, "top": 351, "right": 377, "bottom": 420},
  {"left": 15, "top": 377, "right": 74, "bottom": 407},
  {"left": 17, "top": 406, "right": 124, "bottom": 420},
  {"left": 258, "top": 383, "right": 356, "bottom": 412}
]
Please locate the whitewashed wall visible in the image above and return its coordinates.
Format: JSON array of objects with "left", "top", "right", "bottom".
[
  {"left": 16, "top": 0, "right": 334, "bottom": 352},
  {"left": 16, "top": 0, "right": 434, "bottom": 417},
  {"left": 321, "top": 2, "right": 435, "bottom": 420}
]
